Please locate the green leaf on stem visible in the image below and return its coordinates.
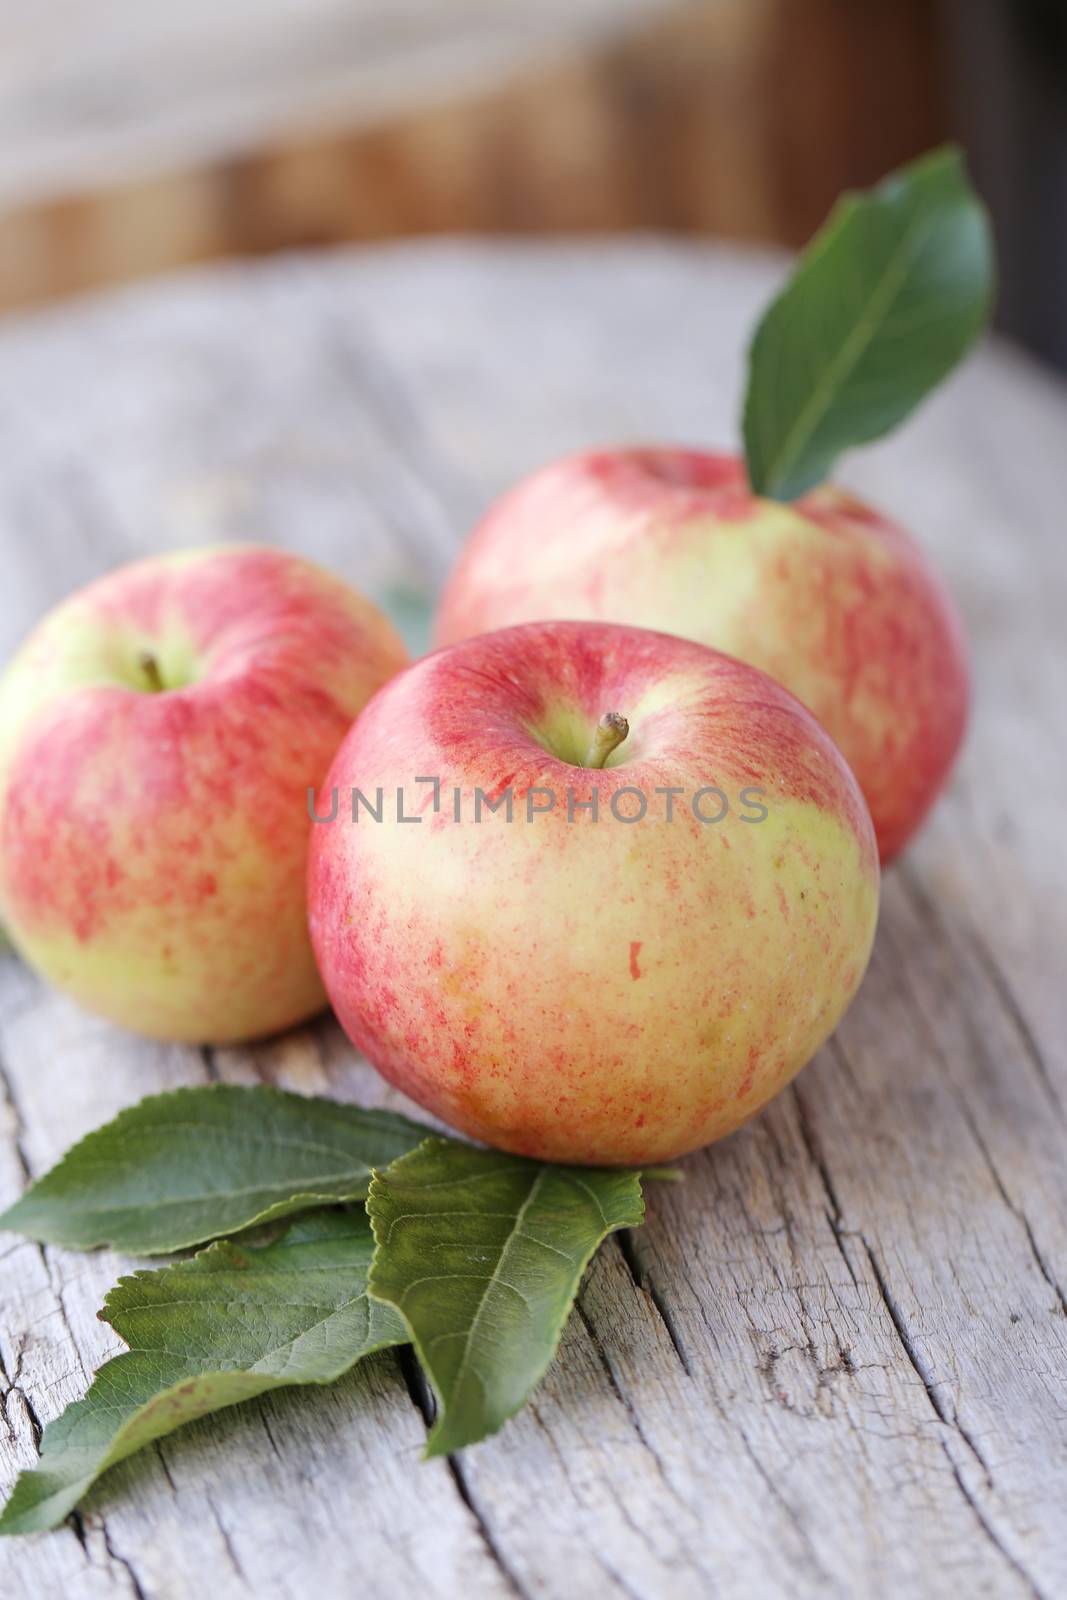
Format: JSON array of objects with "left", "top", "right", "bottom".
[
  {"left": 743, "top": 144, "right": 995, "bottom": 501},
  {"left": 0, "top": 1210, "right": 407, "bottom": 1536},
  {"left": 367, "top": 1138, "right": 644, "bottom": 1455},
  {"left": 0, "top": 1085, "right": 429, "bottom": 1253}
]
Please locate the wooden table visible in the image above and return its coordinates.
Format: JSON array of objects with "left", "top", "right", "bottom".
[{"left": 0, "top": 241, "right": 1064, "bottom": 1600}]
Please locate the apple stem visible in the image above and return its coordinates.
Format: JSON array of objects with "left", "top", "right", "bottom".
[
  {"left": 138, "top": 651, "right": 165, "bottom": 694},
  {"left": 583, "top": 712, "right": 629, "bottom": 768}
]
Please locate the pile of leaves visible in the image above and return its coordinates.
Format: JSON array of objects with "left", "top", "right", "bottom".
[{"left": 0, "top": 1086, "right": 652, "bottom": 1535}]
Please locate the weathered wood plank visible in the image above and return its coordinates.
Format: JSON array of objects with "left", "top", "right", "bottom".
[{"left": 0, "top": 241, "right": 1064, "bottom": 1599}]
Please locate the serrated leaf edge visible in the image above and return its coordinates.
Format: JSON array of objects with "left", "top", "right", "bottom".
[
  {"left": 0, "top": 1083, "right": 433, "bottom": 1253},
  {"left": 365, "top": 1139, "right": 645, "bottom": 1457}
]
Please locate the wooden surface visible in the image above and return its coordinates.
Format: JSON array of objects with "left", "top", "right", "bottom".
[
  {"left": 0, "top": 239, "right": 1065, "bottom": 1599},
  {"left": 0, "top": 0, "right": 943, "bottom": 310}
]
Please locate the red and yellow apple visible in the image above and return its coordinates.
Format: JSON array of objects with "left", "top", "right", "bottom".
[
  {"left": 434, "top": 448, "right": 970, "bottom": 862},
  {"left": 308, "top": 620, "right": 879, "bottom": 1164},
  {"left": 0, "top": 545, "right": 407, "bottom": 1042}
]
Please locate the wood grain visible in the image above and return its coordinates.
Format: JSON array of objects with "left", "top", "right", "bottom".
[{"left": 0, "top": 239, "right": 1064, "bottom": 1598}]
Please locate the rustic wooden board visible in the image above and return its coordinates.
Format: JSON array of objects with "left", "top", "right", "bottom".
[{"left": 0, "top": 239, "right": 1064, "bottom": 1599}]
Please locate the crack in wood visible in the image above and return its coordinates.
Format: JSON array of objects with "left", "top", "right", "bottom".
[
  {"left": 785, "top": 1019, "right": 1050, "bottom": 1596},
  {"left": 862, "top": 1235, "right": 990, "bottom": 1476},
  {"left": 859, "top": 1231, "right": 1048, "bottom": 1599},
  {"left": 445, "top": 1454, "right": 533, "bottom": 1600},
  {"left": 857, "top": 1228, "right": 1049, "bottom": 1593},
  {"left": 199, "top": 1045, "right": 221, "bottom": 1084},
  {"left": 154, "top": 1439, "right": 179, "bottom": 1494},
  {"left": 208, "top": 1498, "right": 251, "bottom": 1588},
  {"left": 394, "top": 1345, "right": 529, "bottom": 1599},
  {"left": 101, "top": 1519, "right": 152, "bottom": 1600},
  {"left": 258, "top": 1405, "right": 285, "bottom": 1463},
  {"left": 0, "top": 1359, "right": 43, "bottom": 1452},
  {"left": 614, "top": 1229, "right": 693, "bottom": 1375},
  {"left": 572, "top": 1296, "right": 673, "bottom": 1491},
  {"left": 395, "top": 1343, "right": 435, "bottom": 1429},
  {"left": 938, "top": 1439, "right": 1048, "bottom": 1600}
]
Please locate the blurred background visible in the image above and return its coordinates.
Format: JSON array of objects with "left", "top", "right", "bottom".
[{"left": 1, "top": 0, "right": 1064, "bottom": 368}]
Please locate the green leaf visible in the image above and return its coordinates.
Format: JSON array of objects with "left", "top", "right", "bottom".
[
  {"left": 367, "top": 1138, "right": 644, "bottom": 1455},
  {"left": 0, "top": 1085, "right": 429, "bottom": 1254},
  {"left": 743, "top": 144, "right": 995, "bottom": 500},
  {"left": 0, "top": 1210, "right": 407, "bottom": 1536}
]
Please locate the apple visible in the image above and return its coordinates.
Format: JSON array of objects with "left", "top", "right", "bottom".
[
  {"left": 434, "top": 448, "right": 970, "bottom": 863},
  {"left": 308, "top": 619, "right": 879, "bottom": 1164},
  {"left": 0, "top": 545, "right": 407, "bottom": 1043}
]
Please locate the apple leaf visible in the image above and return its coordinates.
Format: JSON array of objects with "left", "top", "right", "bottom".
[
  {"left": 367, "top": 1138, "right": 644, "bottom": 1456},
  {"left": 0, "top": 1085, "right": 429, "bottom": 1254},
  {"left": 742, "top": 144, "right": 995, "bottom": 501},
  {"left": 0, "top": 1210, "right": 407, "bottom": 1536}
]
